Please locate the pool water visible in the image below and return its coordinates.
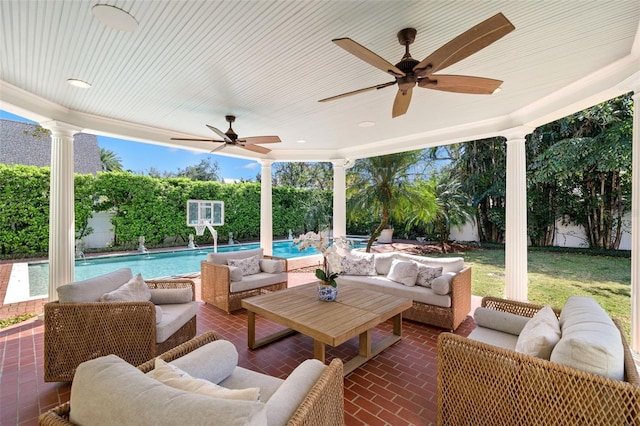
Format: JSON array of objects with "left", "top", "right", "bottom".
[{"left": 28, "top": 241, "right": 321, "bottom": 297}]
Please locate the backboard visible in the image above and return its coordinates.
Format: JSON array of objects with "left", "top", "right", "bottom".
[{"left": 187, "top": 200, "right": 224, "bottom": 227}]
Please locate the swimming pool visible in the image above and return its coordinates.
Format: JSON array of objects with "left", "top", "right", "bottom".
[{"left": 27, "top": 240, "right": 322, "bottom": 298}]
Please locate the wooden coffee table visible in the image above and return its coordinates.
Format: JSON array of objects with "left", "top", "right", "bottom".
[{"left": 241, "top": 282, "right": 412, "bottom": 375}]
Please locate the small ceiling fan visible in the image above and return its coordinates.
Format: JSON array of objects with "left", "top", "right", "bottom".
[
  {"left": 171, "top": 115, "right": 281, "bottom": 154},
  {"left": 319, "top": 13, "right": 515, "bottom": 118}
]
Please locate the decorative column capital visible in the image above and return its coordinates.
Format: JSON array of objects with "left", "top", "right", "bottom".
[
  {"left": 259, "top": 159, "right": 274, "bottom": 168},
  {"left": 39, "top": 120, "right": 83, "bottom": 138},
  {"left": 502, "top": 126, "right": 534, "bottom": 142},
  {"left": 331, "top": 158, "right": 355, "bottom": 169}
]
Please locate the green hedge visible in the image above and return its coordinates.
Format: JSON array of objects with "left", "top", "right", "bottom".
[{"left": 0, "top": 165, "right": 331, "bottom": 257}]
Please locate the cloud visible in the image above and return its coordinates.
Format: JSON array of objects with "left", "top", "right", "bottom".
[{"left": 243, "top": 162, "right": 259, "bottom": 169}]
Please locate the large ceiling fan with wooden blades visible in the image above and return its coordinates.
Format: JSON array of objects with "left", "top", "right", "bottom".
[
  {"left": 319, "top": 13, "right": 515, "bottom": 118},
  {"left": 171, "top": 115, "right": 281, "bottom": 154}
]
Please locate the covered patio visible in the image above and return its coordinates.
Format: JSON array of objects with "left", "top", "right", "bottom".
[{"left": 1, "top": 1, "right": 640, "bottom": 424}]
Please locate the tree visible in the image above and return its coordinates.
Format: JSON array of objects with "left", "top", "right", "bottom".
[
  {"left": 530, "top": 95, "right": 632, "bottom": 249},
  {"left": 347, "top": 151, "right": 422, "bottom": 252},
  {"left": 100, "top": 148, "right": 123, "bottom": 172},
  {"left": 175, "top": 158, "right": 221, "bottom": 181},
  {"left": 273, "top": 162, "right": 333, "bottom": 190}
]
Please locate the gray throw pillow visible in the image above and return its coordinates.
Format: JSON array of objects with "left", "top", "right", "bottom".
[{"left": 100, "top": 273, "right": 151, "bottom": 302}]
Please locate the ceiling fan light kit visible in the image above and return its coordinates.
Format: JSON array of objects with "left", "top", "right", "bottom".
[
  {"left": 319, "top": 13, "right": 515, "bottom": 118},
  {"left": 171, "top": 115, "right": 281, "bottom": 154}
]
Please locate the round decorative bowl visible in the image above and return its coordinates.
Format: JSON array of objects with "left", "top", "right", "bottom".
[{"left": 317, "top": 283, "right": 338, "bottom": 301}]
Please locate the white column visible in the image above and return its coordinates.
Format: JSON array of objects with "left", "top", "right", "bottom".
[
  {"left": 41, "top": 121, "right": 81, "bottom": 302},
  {"left": 260, "top": 160, "right": 274, "bottom": 256},
  {"left": 503, "top": 127, "right": 532, "bottom": 301},
  {"left": 331, "top": 159, "right": 348, "bottom": 239},
  {"left": 631, "top": 91, "right": 640, "bottom": 353}
]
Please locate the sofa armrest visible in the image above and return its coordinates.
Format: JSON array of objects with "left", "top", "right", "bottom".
[
  {"left": 200, "top": 260, "right": 232, "bottom": 308},
  {"left": 437, "top": 327, "right": 640, "bottom": 425},
  {"left": 285, "top": 358, "right": 344, "bottom": 426},
  {"left": 449, "top": 266, "right": 472, "bottom": 330},
  {"left": 44, "top": 300, "right": 157, "bottom": 382},
  {"left": 481, "top": 296, "right": 561, "bottom": 319},
  {"left": 146, "top": 279, "right": 196, "bottom": 300}
]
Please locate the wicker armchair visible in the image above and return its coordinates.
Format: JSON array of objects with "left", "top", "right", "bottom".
[
  {"left": 201, "top": 250, "right": 288, "bottom": 313},
  {"left": 437, "top": 297, "right": 640, "bottom": 425},
  {"left": 44, "top": 278, "right": 197, "bottom": 382},
  {"left": 40, "top": 331, "right": 345, "bottom": 426}
]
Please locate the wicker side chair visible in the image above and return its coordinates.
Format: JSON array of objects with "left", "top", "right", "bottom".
[
  {"left": 40, "top": 331, "right": 345, "bottom": 426},
  {"left": 44, "top": 278, "right": 197, "bottom": 382}
]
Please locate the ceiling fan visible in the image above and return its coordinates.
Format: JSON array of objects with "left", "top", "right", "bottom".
[
  {"left": 171, "top": 115, "right": 281, "bottom": 154},
  {"left": 319, "top": 13, "right": 515, "bottom": 118}
]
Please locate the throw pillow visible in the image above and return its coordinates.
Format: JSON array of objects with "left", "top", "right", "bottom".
[
  {"left": 228, "top": 265, "right": 244, "bottom": 282},
  {"left": 149, "top": 288, "right": 193, "bottom": 304},
  {"left": 100, "top": 273, "right": 151, "bottom": 302},
  {"left": 259, "top": 259, "right": 284, "bottom": 274},
  {"left": 150, "top": 358, "right": 261, "bottom": 401},
  {"left": 340, "top": 255, "right": 376, "bottom": 276},
  {"left": 431, "top": 274, "right": 453, "bottom": 295},
  {"left": 386, "top": 259, "right": 418, "bottom": 286},
  {"left": 228, "top": 254, "right": 261, "bottom": 276},
  {"left": 515, "top": 305, "right": 561, "bottom": 360},
  {"left": 413, "top": 263, "right": 442, "bottom": 287}
]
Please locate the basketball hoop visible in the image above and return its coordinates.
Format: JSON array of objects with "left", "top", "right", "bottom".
[{"left": 194, "top": 224, "right": 206, "bottom": 236}]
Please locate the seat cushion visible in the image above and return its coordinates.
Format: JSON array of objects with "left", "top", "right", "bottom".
[
  {"left": 57, "top": 268, "right": 133, "bottom": 303},
  {"left": 70, "top": 355, "right": 266, "bottom": 426},
  {"left": 229, "top": 272, "right": 287, "bottom": 293},
  {"left": 467, "top": 327, "right": 519, "bottom": 351},
  {"left": 155, "top": 302, "right": 199, "bottom": 343}
]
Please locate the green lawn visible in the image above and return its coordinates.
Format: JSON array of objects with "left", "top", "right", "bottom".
[{"left": 454, "top": 248, "right": 632, "bottom": 338}]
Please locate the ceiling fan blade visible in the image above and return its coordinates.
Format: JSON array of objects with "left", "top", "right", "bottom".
[
  {"left": 170, "top": 137, "right": 225, "bottom": 142},
  {"left": 209, "top": 143, "right": 227, "bottom": 153},
  {"left": 333, "top": 38, "right": 405, "bottom": 77},
  {"left": 413, "top": 13, "right": 515, "bottom": 75},
  {"left": 241, "top": 144, "right": 271, "bottom": 154},
  {"left": 392, "top": 87, "right": 413, "bottom": 118},
  {"left": 319, "top": 81, "right": 396, "bottom": 103},
  {"left": 418, "top": 74, "right": 502, "bottom": 94},
  {"left": 240, "top": 136, "right": 281, "bottom": 145},
  {"left": 206, "top": 124, "right": 232, "bottom": 143}
]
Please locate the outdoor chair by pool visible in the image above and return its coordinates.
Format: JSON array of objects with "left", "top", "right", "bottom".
[
  {"left": 44, "top": 268, "right": 198, "bottom": 382},
  {"left": 201, "top": 247, "right": 288, "bottom": 313}
]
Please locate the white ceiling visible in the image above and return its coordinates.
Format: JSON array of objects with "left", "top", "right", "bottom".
[{"left": 1, "top": 1, "right": 639, "bottom": 162}]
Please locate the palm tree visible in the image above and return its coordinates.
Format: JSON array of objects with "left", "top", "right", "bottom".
[
  {"left": 347, "top": 152, "right": 423, "bottom": 252},
  {"left": 100, "top": 148, "right": 123, "bottom": 172}
]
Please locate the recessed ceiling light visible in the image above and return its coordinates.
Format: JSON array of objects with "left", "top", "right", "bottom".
[
  {"left": 297, "top": 139, "right": 307, "bottom": 144},
  {"left": 358, "top": 121, "right": 375, "bottom": 128},
  {"left": 67, "top": 78, "right": 92, "bottom": 89},
  {"left": 92, "top": 4, "right": 139, "bottom": 32}
]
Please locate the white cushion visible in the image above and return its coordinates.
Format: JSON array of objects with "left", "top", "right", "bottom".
[
  {"left": 473, "top": 307, "right": 530, "bottom": 336},
  {"left": 468, "top": 327, "right": 519, "bottom": 351},
  {"left": 228, "top": 255, "right": 261, "bottom": 276},
  {"left": 100, "top": 273, "right": 151, "bottom": 302},
  {"left": 155, "top": 305, "right": 163, "bottom": 324},
  {"left": 431, "top": 273, "right": 454, "bottom": 295},
  {"left": 396, "top": 253, "right": 464, "bottom": 274},
  {"left": 70, "top": 355, "right": 266, "bottom": 426},
  {"left": 515, "top": 305, "right": 561, "bottom": 360},
  {"left": 386, "top": 259, "right": 418, "bottom": 286},
  {"left": 155, "top": 302, "right": 198, "bottom": 343},
  {"left": 260, "top": 258, "right": 284, "bottom": 274},
  {"left": 57, "top": 268, "right": 133, "bottom": 303},
  {"left": 229, "top": 265, "right": 244, "bottom": 282},
  {"left": 372, "top": 252, "right": 398, "bottom": 275},
  {"left": 168, "top": 340, "right": 239, "bottom": 384},
  {"left": 149, "top": 288, "right": 193, "bottom": 304},
  {"left": 340, "top": 255, "right": 376, "bottom": 275},
  {"left": 150, "top": 358, "right": 260, "bottom": 401},
  {"left": 229, "top": 272, "right": 287, "bottom": 293},
  {"left": 550, "top": 296, "right": 624, "bottom": 380},
  {"left": 413, "top": 263, "right": 442, "bottom": 287},
  {"left": 206, "top": 248, "right": 264, "bottom": 265}
]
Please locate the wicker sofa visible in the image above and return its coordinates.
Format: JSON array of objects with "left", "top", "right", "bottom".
[
  {"left": 39, "top": 331, "right": 345, "bottom": 426},
  {"left": 334, "top": 252, "right": 472, "bottom": 331},
  {"left": 44, "top": 268, "right": 197, "bottom": 382},
  {"left": 437, "top": 296, "right": 640, "bottom": 425},
  {"left": 201, "top": 247, "right": 288, "bottom": 313}
]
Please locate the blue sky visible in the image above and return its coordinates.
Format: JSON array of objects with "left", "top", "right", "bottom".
[{"left": 0, "top": 110, "right": 260, "bottom": 180}]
